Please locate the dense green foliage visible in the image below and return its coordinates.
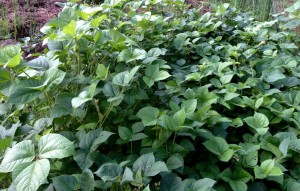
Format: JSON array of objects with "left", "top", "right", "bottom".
[{"left": 1, "top": 0, "right": 300, "bottom": 190}]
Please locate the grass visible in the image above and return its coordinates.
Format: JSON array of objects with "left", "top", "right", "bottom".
[
  {"left": 207, "top": 0, "right": 297, "bottom": 20},
  {"left": 0, "top": 2, "right": 10, "bottom": 39},
  {"left": 0, "top": 0, "right": 36, "bottom": 40}
]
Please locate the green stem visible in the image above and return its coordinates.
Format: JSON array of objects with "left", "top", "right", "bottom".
[
  {"left": 43, "top": 92, "right": 52, "bottom": 109},
  {"left": 93, "top": 99, "right": 103, "bottom": 126},
  {"left": 100, "top": 102, "right": 114, "bottom": 129}
]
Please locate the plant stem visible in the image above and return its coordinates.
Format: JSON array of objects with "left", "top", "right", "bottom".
[{"left": 93, "top": 99, "right": 103, "bottom": 126}]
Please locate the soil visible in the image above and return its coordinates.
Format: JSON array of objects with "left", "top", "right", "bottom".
[{"left": 0, "top": 0, "right": 65, "bottom": 48}]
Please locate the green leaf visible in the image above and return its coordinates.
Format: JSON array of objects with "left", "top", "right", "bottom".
[
  {"left": 219, "top": 149, "right": 234, "bottom": 162},
  {"left": 193, "top": 178, "right": 216, "bottom": 190},
  {"left": 220, "top": 74, "right": 234, "bottom": 84},
  {"left": 137, "top": 107, "right": 160, "bottom": 126},
  {"left": 229, "top": 180, "right": 247, "bottom": 191},
  {"left": 220, "top": 168, "right": 233, "bottom": 182},
  {"left": 12, "top": 159, "right": 50, "bottom": 191},
  {"left": 173, "top": 109, "right": 186, "bottom": 126},
  {"left": 73, "top": 150, "right": 94, "bottom": 171},
  {"left": 244, "top": 113, "right": 269, "bottom": 135},
  {"left": 0, "top": 68, "right": 11, "bottom": 83},
  {"left": 72, "top": 91, "right": 92, "bottom": 108},
  {"left": 63, "top": 20, "right": 76, "bottom": 36},
  {"left": 95, "top": 163, "right": 122, "bottom": 182},
  {"left": 0, "top": 140, "right": 35, "bottom": 172},
  {"left": 181, "top": 99, "right": 197, "bottom": 115},
  {"left": 143, "top": 48, "right": 162, "bottom": 63},
  {"left": 121, "top": 167, "right": 134, "bottom": 185},
  {"left": 96, "top": 64, "right": 108, "bottom": 80},
  {"left": 279, "top": 43, "right": 298, "bottom": 49},
  {"left": 0, "top": 45, "right": 21, "bottom": 65},
  {"left": 144, "top": 161, "right": 169, "bottom": 176},
  {"left": 80, "top": 169, "right": 94, "bottom": 191},
  {"left": 112, "top": 71, "right": 131, "bottom": 86},
  {"left": 264, "top": 70, "right": 286, "bottom": 83},
  {"left": 159, "top": 173, "right": 184, "bottom": 191},
  {"left": 8, "top": 79, "right": 42, "bottom": 104},
  {"left": 160, "top": 115, "right": 177, "bottom": 131},
  {"left": 5, "top": 53, "right": 21, "bottom": 68},
  {"left": 147, "top": 48, "right": 162, "bottom": 57},
  {"left": 91, "top": 15, "right": 107, "bottom": 27},
  {"left": 91, "top": 131, "right": 114, "bottom": 151},
  {"left": 77, "top": 129, "right": 100, "bottom": 150},
  {"left": 117, "top": 49, "right": 147, "bottom": 63},
  {"left": 166, "top": 154, "right": 184, "bottom": 170},
  {"left": 144, "top": 64, "right": 170, "bottom": 87},
  {"left": 106, "top": 0, "right": 123, "bottom": 7},
  {"left": 255, "top": 97, "right": 264, "bottom": 109},
  {"left": 203, "top": 137, "right": 229, "bottom": 156},
  {"left": 52, "top": 175, "right": 79, "bottom": 191},
  {"left": 107, "top": 30, "right": 126, "bottom": 50},
  {"left": 118, "top": 126, "right": 133, "bottom": 140},
  {"left": 77, "top": 123, "right": 97, "bottom": 131},
  {"left": 143, "top": 185, "right": 151, "bottom": 191},
  {"left": 42, "top": 68, "right": 66, "bottom": 89},
  {"left": 279, "top": 138, "right": 290, "bottom": 156},
  {"left": 38, "top": 133, "right": 75, "bottom": 159},
  {"left": 261, "top": 159, "right": 274, "bottom": 174},
  {"left": 254, "top": 166, "right": 267, "bottom": 179},
  {"left": 112, "top": 66, "right": 139, "bottom": 87},
  {"left": 268, "top": 166, "right": 283, "bottom": 176},
  {"left": 133, "top": 153, "right": 155, "bottom": 173},
  {"left": 130, "top": 133, "right": 147, "bottom": 141},
  {"left": 0, "top": 137, "right": 11, "bottom": 152}
]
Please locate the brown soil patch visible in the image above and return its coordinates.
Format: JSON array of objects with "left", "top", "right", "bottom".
[
  {"left": 0, "top": 0, "right": 66, "bottom": 57},
  {"left": 0, "top": 0, "right": 65, "bottom": 41}
]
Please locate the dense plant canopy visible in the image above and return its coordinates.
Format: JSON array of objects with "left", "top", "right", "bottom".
[{"left": 1, "top": 0, "right": 300, "bottom": 190}]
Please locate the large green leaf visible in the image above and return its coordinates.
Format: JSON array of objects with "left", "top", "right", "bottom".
[
  {"left": 73, "top": 150, "right": 94, "bottom": 170},
  {"left": 144, "top": 161, "right": 169, "bottom": 176},
  {"left": 121, "top": 167, "right": 134, "bottom": 185},
  {"left": 143, "top": 64, "right": 171, "bottom": 87},
  {"left": 193, "top": 178, "right": 216, "bottom": 191},
  {"left": 96, "top": 64, "right": 108, "bottom": 80},
  {"left": 8, "top": 79, "right": 42, "bottom": 104},
  {"left": 133, "top": 153, "right": 155, "bottom": 174},
  {"left": 41, "top": 68, "right": 66, "bottom": 90},
  {"left": 0, "top": 45, "right": 21, "bottom": 67},
  {"left": 167, "top": 154, "right": 184, "bottom": 170},
  {"left": 112, "top": 66, "right": 140, "bottom": 86},
  {"left": 80, "top": 169, "right": 94, "bottom": 191},
  {"left": 52, "top": 175, "right": 79, "bottom": 191},
  {"left": 0, "top": 68, "right": 11, "bottom": 84},
  {"left": 160, "top": 173, "right": 184, "bottom": 191},
  {"left": 107, "top": 30, "right": 126, "bottom": 50},
  {"left": 244, "top": 113, "right": 269, "bottom": 135},
  {"left": 137, "top": 107, "right": 160, "bottom": 126},
  {"left": 71, "top": 91, "right": 92, "bottom": 108},
  {"left": 203, "top": 137, "right": 229, "bottom": 156},
  {"left": 0, "top": 140, "right": 35, "bottom": 172},
  {"left": 90, "top": 131, "right": 114, "bottom": 151},
  {"left": 38, "top": 134, "right": 75, "bottom": 159},
  {"left": 63, "top": 20, "right": 76, "bottom": 36},
  {"left": 229, "top": 180, "right": 247, "bottom": 191},
  {"left": 95, "top": 163, "right": 122, "bottom": 182},
  {"left": 12, "top": 159, "right": 50, "bottom": 191},
  {"left": 117, "top": 49, "right": 147, "bottom": 63}
]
